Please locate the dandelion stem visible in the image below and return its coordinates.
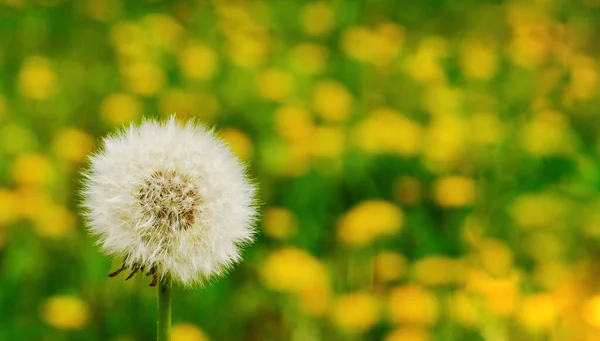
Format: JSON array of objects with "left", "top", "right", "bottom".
[{"left": 157, "top": 277, "right": 172, "bottom": 341}]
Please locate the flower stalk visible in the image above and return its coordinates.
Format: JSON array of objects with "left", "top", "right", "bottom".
[{"left": 157, "top": 277, "right": 172, "bottom": 341}]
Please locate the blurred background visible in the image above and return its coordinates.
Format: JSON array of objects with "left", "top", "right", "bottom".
[{"left": 1, "top": 0, "right": 600, "bottom": 340}]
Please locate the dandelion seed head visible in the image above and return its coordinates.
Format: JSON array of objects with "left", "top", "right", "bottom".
[{"left": 81, "top": 117, "right": 258, "bottom": 286}]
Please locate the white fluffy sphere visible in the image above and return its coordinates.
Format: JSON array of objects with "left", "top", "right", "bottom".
[{"left": 81, "top": 117, "right": 258, "bottom": 286}]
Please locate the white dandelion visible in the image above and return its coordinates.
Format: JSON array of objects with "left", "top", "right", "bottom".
[{"left": 81, "top": 117, "right": 258, "bottom": 287}]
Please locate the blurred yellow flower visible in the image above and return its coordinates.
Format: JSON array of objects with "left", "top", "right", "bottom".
[
  {"left": 256, "top": 68, "right": 294, "bottom": 101},
  {"left": 341, "top": 23, "right": 404, "bottom": 67},
  {"left": 289, "top": 43, "right": 327, "bottom": 75},
  {"left": 509, "top": 192, "right": 569, "bottom": 229},
  {"left": 33, "top": 202, "right": 75, "bottom": 238},
  {"left": 159, "top": 89, "right": 220, "bottom": 121},
  {"left": 411, "top": 256, "right": 462, "bottom": 286},
  {"left": 448, "top": 290, "right": 478, "bottom": 327},
  {"left": 423, "top": 115, "right": 466, "bottom": 171},
  {"left": 567, "top": 55, "right": 598, "bottom": 100},
  {"left": 0, "top": 189, "right": 18, "bottom": 225},
  {"left": 508, "top": 24, "right": 551, "bottom": 69},
  {"left": 172, "top": 323, "right": 210, "bottom": 341},
  {"left": 475, "top": 238, "right": 514, "bottom": 277},
  {"left": 274, "top": 105, "right": 315, "bottom": 141},
  {"left": 404, "top": 37, "right": 448, "bottom": 84},
  {"left": 179, "top": 43, "right": 219, "bottom": 81},
  {"left": 52, "top": 128, "right": 95, "bottom": 163},
  {"left": 520, "top": 110, "right": 574, "bottom": 156},
  {"left": 226, "top": 32, "right": 269, "bottom": 70},
  {"left": 534, "top": 261, "right": 571, "bottom": 290},
  {"left": 459, "top": 42, "right": 498, "bottom": 80},
  {"left": 41, "top": 296, "right": 89, "bottom": 330},
  {"left": 262, "top": 248, "right": 331, "bottom": 316},
  {"left": 312, "top": 80, "right": 353, "bottom": 123},
  {"left": 11, "top": 153, "right": 54, "bottom": 187},
  {"left": 100, "top": 93, "right": 142, "bottom": 126},
  {"left": 14, "top": 187, "right": 52, "bottom": 220},
  {"left": 422, "top": 85, "right": 464, "bottom": 118},
  {"left": 337, "top": 200, "right": 404, "bottom": 246},
  {"left": 433, "top": 175, "right": 476, "bottom": 207},
  {"left": 221, "top": 128, "right": 253, "bottom": 161},
  {"left": 110, "top": 22, "right": 148, "bottom": 58},
  {"left": 330, "top": 292, "right": 380, "bottom": 332},
  {"left": 142, "top": 14, "right": 183, "bottom": 52},
  {"left": 314, "top": 125, "right": 345, "bottom": 158},
  {"left": 582, "top": 295, "right": 600, "bottom": 329},
  {"left": 262, "top": 207, "right": 297, "bottom": 240},
  {"left": 299, "top": 2, "right": 334, "bottom": 36},
  {"left": 18, "top": 56, "right": 57, "bottom": 100},
  {"left": 374, "top": 252, "right": 407, "bottom": 283},
  {"left": 121, "top": 59, "right": 166, "bottom": 96},
  {"left": 353, "top": 108, "right": 423, "bottom": 156},
  {"left": 387, "top": 285, "right": 439, "bottom": 325},
  {"left": 466, "top": 269, "right": 519, "bottom": 317},
  {"left": 516, "top": 293, "right": 559, "bottom": 330},
  {"left": 523, "top": 231, "right": 564, "bottom": 261},
  {"left": 393, "top": 176, "right": 422, "bottom": 206},
  {"left": 385, "top": 327, "right": 431, "bottom": 341}
]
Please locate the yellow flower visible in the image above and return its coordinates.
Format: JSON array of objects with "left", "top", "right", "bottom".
[
  {"left": 314, "top": 125, "right": 345, "bottom": 158},
  {"left": 411, "top": 256, "right": 462, "bottom": 286},
  {"left": 533, "top": 261, "right": 571, "bottom": 290},
  {"left": 448, "top": 290, "right": 478, "bottom": 327},
  {"left": 274, "top": 105, "right": 315, "bottom": 141},
  {"left": 226, "top": 32, "right": 269, "bottom": 70},
  {"left": 52, "top": 128, "right": 95, "bottom": 163},
  {"left": 568, "top": 55, "right": 598, "bottom": 100},
  {"left": 261, "top": 248, "right": 328, "bottom": 294},
  {"left": 522, "top": 231, "right": 564, "bottom": 261},
  {"left": 0, "top": 189, "right": 19, "bottom": 225},
  {"left": 516, "top": 293, "right": 559, "bottom": 330},
  {"left": 179, "top": 43, "right": 218, "bottom": 81},
  {"left": 433, "top": 175, "right": 476, "bottom": 207},
  {"left": 18, "top": 56, "right": 57, "bottom": 100},
  {"left": 385, "top": 327, "right": 431, "bottom": 341},
  {"left": 312, "top": 80, "right": 353, "bottom": 123},
  {"left": 337, "top": 200, "right": 404, "bottom": 246},
  {"left": 256, "top": 68, "right": 294, "bottom": 101},
  {"left": 374, "top": 252, "right": 407, "bottom": 282},
  {"left": 422, "top": 115, "right": 466, "bottom": 171},
  {"left": 299, "top": 2, "right": 334, "bottom": 36},
  {"left": 261, "top": 248, "right": 331, "bottom": 316},
  {"left": 14, "top": 187, "right": 52, "bottom": 219},
  {"left": 459, "top": 42, "right": 498, "bottom": 80},
  {"left": 288, "top": 43, "right": 327, "bottom": 75},
  {"left": 32, "top": 203, "right": 75, "bottom": 238},
  {"left": 100, "top": 93, "right": 142, "bottom": 126},
  {"left": 508, "top": 24, "right": 551, "bottom": 69},
  {"left": 476, "top": 238, "right": 514, "bottom": 277},
  {"left": 330, "top": 292, "right": 380, "bottom": 332},
  {"left": 393, "top": 176, "right": 422, "bottom": 206},
  {"left": 85, "top": 0, "right": 121, "bottom": 22},
  {"left": 387, "top": 285, "right": 439, "bottom": 325},
  {"left": 41, "top": 296, "right": 89, "bottom": 330},
  {"left": 353, "top": 108, "right": 423, "bottom": 156},
  {"left": 121, "top": 59, "right": 166, "bottom": 96},
  {"left": 508, "top": 192, "right": 569, "bottom": 229},
  {"left": 582, "top": 295, "right": 600, "bottom": 329},
  {"left": 520, "top": 110, "right": 574, "bottom": 156},
  {"left": 221, "top": 128, "right": 253, "bottom": 161},
  {"left": 403, "top": 37, "right": 448, "bottom": 84},
  {"left": 465, "top": 269, "right": 519, "bottom": 317},
  {"left": 11, "top": 153, "right": 54, "bottom": 187},
  {"left": 262, "top": 207, "right": 297, "bottom": 240},
  {"left": 341, "top": 24, "right": 404, "bottom": 67},
  {"left": 142, "top": 14, "right": 184, "bottom": 52},
  {"left": 172, "top": 323, "right": 210, "bottom": 341}
]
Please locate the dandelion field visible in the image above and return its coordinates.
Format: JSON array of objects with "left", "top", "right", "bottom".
[{"left": 1, "top": 0, "right": 600, "bottom": 340}]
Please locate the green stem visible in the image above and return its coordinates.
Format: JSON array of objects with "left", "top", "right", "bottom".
[{"left": 157, "top": 277, "right": 172, "bottom": 341}]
